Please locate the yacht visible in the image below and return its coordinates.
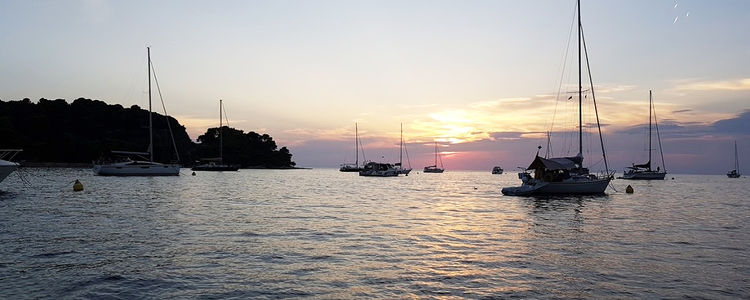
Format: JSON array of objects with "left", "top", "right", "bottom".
[
  {"left": 620, "top": 90, "right": 666, "bottom": 180},
  {"left": 423, "top": 141, "right": 444, "bottom": 173},
  {"left": 93, "top": 47, "right": 180, "bottom": 176},
  {"left": 340, "top": 123, "right": 364, "bottom": 172},
  {"left": 359, "top": 162, "right": 399, "bottom": 177},
  {"left": 727, "top": 140, "right": 741, "bottom": 178},
  {"left": 502, "top": 0, "right": 613, "bottom": 196},
  {"left": 192, "top": 100, "right": 239, "bottom": 171},
  {"left": 0, "top": 149, "right": 22, "bottom": 183}
]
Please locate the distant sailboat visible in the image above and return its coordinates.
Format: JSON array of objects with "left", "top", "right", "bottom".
[
  {"left": 93, "top": 47, "right": 180, "bottom": 176},
  {"left": 395, "top": 123, "right": 412, "bottom": 175},
  {"left": 727, "top": 141, "right": 741, "bottom": 178},
  {"left": 192, "top": 99, "right": 239, "bottom": 171},
  {"left": 502, "top": 0, "right": 613, "bottom": 196},
  {"left": 0, "top": 149, "right": 22, "bottom": 184},
  {"left": 620, "top": 90, "right": 666, "bottom": 180},
  {"left": 492, "top": 166, "right": 503, "bottom": 174},
  {"left": 423, "top": 141, "right": 444, "bottom": 173},
  {"left": 340, "top": 123, "right": 364, "bottom": 172}
]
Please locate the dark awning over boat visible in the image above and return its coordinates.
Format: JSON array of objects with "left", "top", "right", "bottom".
[
  {"left": 527, "top": 155, "right": 581, "bottom": 170},
  {"left": 633, "top": 160, "right": 650, "bottom": 169}
]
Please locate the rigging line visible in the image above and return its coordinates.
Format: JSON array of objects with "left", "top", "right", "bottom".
[
  {"left": 652, "top": 94, "right": 666, "bottom": 172},
  {"left": 222, "top": 101, "right": 230, "bottom": 127},
  {"left": 551, "top": 3, "right": 579, "bottom": 134},
  {"left": 358, "top": 137, "right": 367, "bottom": 163},
  {"left": 581, "top": 24, "right": 610, "bottom": 175},
  {"left": 404, "top": 142, "right": 411, "bottom": 168},
  {"left": 149, "top": 62, "right": 180, "bottom": 162}
]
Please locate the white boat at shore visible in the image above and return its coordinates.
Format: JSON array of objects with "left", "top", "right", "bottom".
[{"left": 93, "top": 47, "right": 180, "bottom": 176}]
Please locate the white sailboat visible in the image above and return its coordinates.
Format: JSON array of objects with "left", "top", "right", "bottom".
[
  {"left": 423, "top": 141, "right": 444, "bottom": 173},
  {"left": 502, "top": 0, "right": 613, "bottom": 196},
  {"left": 620, "top": 90, "right": 666, "bottom": 180},
  {"left": 727, "top": 141, "right": 741, "bottom": 178},
  {"left": 192, "top": 99, "right": 239, "bottom": 171},
  {"left": 93, "top": 47, "right": 180, "bottom": 176},
  {"left": 340, "top": 123, "right": 363, "bottom": 172},
  {"left": 395, "top": 123, "right": 412, "bottom": 175},
  {"left": 0, "top": 149, "right": 22, "bottom": 183}
]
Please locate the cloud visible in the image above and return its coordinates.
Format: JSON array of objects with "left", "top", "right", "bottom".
[{"left": 673, "top": 78, "right": 750, "bottom": 92}]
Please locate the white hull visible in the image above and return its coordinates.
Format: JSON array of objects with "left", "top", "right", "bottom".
[
  {"left": 502, "top": 177, "right": 610, "bottom": 196},
  {"left": 0, "top": 160, "right": 19, "bottom": 183},
  {"left": 93, "top": 161, "right": 180, "bottom": 176}
]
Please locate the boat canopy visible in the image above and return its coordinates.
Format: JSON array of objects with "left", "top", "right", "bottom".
[
  {"left": 630, "top": 160, "right": 651, "bottom": 169},
  {"left": 527, "top": 155, "right": 582, "bottom": 171}
]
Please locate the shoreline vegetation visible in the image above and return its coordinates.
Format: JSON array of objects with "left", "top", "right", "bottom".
[{"left": 1, "top": 98, "right": 297, "bottom": 169}]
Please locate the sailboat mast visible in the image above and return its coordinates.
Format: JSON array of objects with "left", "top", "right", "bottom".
[
  {"left": 219, "top": 99, "right": 223, "bottom": 164},
  {"left": 355, "top": 123, "right": 359, "bottom": 166},
  {"left": 648, "top": 90, "right": 652, "bottom": 170},
  {"left": 578, "top": 0, "right": 583, "bottom": 158},
  {"left": 400, "top": 124, "right": 404, "bottom": 166},
  {"left": 147, "top": 47, "right": 153, "bottom": 162},
  {"left": 735, "top": 141, "right": 740, "bottom": 171}
]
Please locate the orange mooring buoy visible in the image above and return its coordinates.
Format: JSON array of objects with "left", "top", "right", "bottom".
[{"left": 73, "top": 179, "right": 84, "bottom": 192}]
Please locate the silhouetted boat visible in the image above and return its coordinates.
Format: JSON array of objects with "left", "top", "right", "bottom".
[
  {"left": 93, "top": 47, "right": 180, "bottom": 176},
  {"left": 0, "top": 149, "right": 22, "bottom": 183},
  {"left": 192, "top": 100, "right": 239, "bottom": 171},
  {"left": 395, "top": 123, "right": 412, "bottom": 175},
  {"left": 727, "top": 140, "right": 741, "bottom": 178},
  {"left": 340, "top": 123, "right": 364, "bottom": 172},
  {"left": 620, "top": 90, "right": 666, "bottom": 180},
  {"left": 492, "top": 166, "right": 503, "bottom": 174},
  {"left": 423, "top": 141, "right": 444, "bottom": 173},
  {"left": 359, "top": 162, "right": 399, "bottom": 177},
  {"left": 502, "top": 0, "right": 613, "bottom": 196}
]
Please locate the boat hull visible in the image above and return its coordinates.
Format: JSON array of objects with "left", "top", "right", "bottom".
[
  {"left": 93, "top": 162, "right": 180, "bottom": 176},
  {"left": 339, "top": 166, "right": 362, "bottom": 172},
  {"left": 727, "top": 173, "right": 741, "bottom": 178},
  {"left": 502, "top": 178, "right": 611, "bottom": 196},
  {"left": 423, "top": 168, "right": 444, "bottom": 173},
  {"left": 0, "top": 160, "right": 19, "bottom": 183},
  {"left": 619, "top": 171, "right": 666, "bottom": 180},
  {"left": 359, "top": 170, "right": 399, "bottom": 177}
]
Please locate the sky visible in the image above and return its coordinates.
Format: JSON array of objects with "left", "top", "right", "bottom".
[{"left": 1, "top": 0, "right": 749, "bottom": 174}]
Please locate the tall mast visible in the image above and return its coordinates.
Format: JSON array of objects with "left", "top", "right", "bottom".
[
  {"left": 434, "top": 141, "right": 438, "bottom": 166},
  {"left": 400, "top": 123, "right": 403, "bottom": 166},
  {"left": 148, "top": 47, "right": 153, "bottom": 162},
  {"left": 577, "top": 0, "right": 583, "bottom": 159},
  {"left": 648, "top": 90, "right": 652, "bottom": 170},
  {"left": 355, "top": 123, "right": 359, "bottom": 166},
  {"left": 735, "top": 141, "right": 740, "bottom": 171},
  {"left": 219, "top": 99, "right": 223, "bottom": 164}
]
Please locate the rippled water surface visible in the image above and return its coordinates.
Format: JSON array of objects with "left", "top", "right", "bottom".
[{"left": 1, "top": 168, "right": 748, "bottom": 298}]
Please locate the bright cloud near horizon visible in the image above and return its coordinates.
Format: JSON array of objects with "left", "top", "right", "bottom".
[{"left": 1, "top": 0, "right": 749, "bottom": 174}]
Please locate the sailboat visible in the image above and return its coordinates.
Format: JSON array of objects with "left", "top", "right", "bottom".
[
  {"left": 395, "top": 123, "right": 412, "bottom": 175},
  {"left": 340, "top": 123, "right": 363, "bottom": 172},
  {"left": 0, "top": 149, "right": 22, "bottom": 184},
  {"left": 502, "top": 0, "right": 613, "bottom": 196},
  {"left": 192, "top": 100, "right": 239, "bottom": 171},
  {"left": 727, "top": 141, "right": 741, "bottom": 178},
  {"left": 423, "top": 141, "right": 444, "bottom": 173},
  {"left": 93, "top": 47, "right": 180, "bottom": 176},
  {"left": 620, "top": 90, "right": 666, "bottom": 180}
]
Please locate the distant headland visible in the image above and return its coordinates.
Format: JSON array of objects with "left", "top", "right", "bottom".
[{"left": 0, "top": 98, "right": 296, "bottom": 169}]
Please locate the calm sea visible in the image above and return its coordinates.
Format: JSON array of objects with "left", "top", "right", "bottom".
[{"left": 0, "top": 168, "right": 748, "bottom": 299}]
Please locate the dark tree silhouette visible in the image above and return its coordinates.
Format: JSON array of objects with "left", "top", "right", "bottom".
[{"left": 0, "top": 98, "right": 296, "bottom": 168}]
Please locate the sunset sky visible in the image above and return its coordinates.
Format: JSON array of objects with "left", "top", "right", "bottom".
[{"left": 2, "top": 0, "right": 749, "bottom": 173}]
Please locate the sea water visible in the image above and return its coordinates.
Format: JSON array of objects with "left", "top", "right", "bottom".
[{"left": 1, "top": 168, "right": 748, "bottom": 298}]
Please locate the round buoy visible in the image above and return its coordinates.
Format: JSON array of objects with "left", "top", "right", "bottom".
[
  {"left": 73, "top": 179, "right": 84, "bottom": 192},
  {"left": 192, "top": 172, "right": 196, "bottom": 176},
  {"left": 625, "top": 185, "right": 634, "bottom": 194}
]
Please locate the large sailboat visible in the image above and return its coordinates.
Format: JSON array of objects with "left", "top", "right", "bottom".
[
  {"left": 0, "top": 149, "right": 22, "bottom": 184},
  {"left": 620, "top": 90, "right": 666, "bottom": 180},
  {"left": 502, "top": 0, "right": 613, "bottom": 196},
  {"left": 727, "top": 141, "right": 741, "bottom": 178},
  {"left": 423, "top": 141, "right": 444, "bottom": 173},
  {"left": 340, "top": 123, "right": 364, "bottom": 172},
  {"left": 93, "top": 47, "right": 180, "bottom": 176},
  {"left": 394, "top": 123, "right": 412, "bottom": 175},
  {"left": 192, "top": 100, "right": 239, "bottom": 171}
]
